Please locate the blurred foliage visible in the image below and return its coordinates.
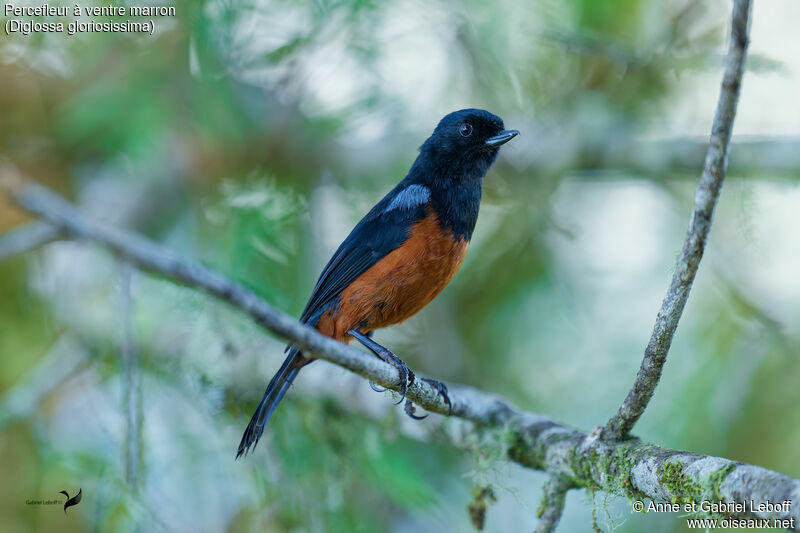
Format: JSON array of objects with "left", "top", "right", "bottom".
[{"left": 1, "top": 0, "right": 799, "bottom": 532}]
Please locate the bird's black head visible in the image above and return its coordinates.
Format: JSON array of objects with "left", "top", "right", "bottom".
[{"left": 417, "top": 109, "right": 519, "bottom": 182}]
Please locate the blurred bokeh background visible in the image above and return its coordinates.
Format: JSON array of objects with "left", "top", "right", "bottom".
[{"left": 1, "top": 0, "right": 799, "bottom": 531}]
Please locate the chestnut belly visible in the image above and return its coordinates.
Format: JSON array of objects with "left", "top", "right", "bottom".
[{"left": 316, "top": 213, "right": 468, "bottom": 342}]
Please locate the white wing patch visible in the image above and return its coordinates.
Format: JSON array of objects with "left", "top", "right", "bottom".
[{"left": 385, "top": 184, "right": 430, "bottom": 212}]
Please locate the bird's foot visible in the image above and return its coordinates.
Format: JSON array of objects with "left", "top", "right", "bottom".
[
  {"left": 401, "top": 379, "right": 451, "bottom": 421},
  {"left": 348, "top": 329, "right": 414, "bottom": 403},
  {"left": 421, "top": 377, "right": 452, "bottom": 415}
]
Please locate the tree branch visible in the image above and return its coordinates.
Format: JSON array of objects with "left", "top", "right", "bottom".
[
  {"left": 604, "top": 0, "right": 752, "bottom": 440},
  {"left": 535, "top": 476, "right": 571, "bottom": 533},
  {"left": 1, "top": 177, "right": 797, "bottom": 530},
  {"left": 0, "top": 221, "right": 61, "bottom": 261},
  {"left": 4, "top": 179, "right": 462, "bottom": 418}
]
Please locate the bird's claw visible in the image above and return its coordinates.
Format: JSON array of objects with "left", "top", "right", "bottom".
[
  {"left": 404, "top": 399, "right": 427, "bottom": 420},
  {"left": 421, "top": 377, "right": 452, "bottom": 415},
  {"left": 370, "top": 347, "right": 413, "bottom": 403},
  {"left": 369, "top": 381, "right": 387, "bottom": 393},
  {"left": 401, "top": 378, "right": 450, "bottom": 421},
  {"left": 386, "top": 353, "right": 412, "bottom": 403}
]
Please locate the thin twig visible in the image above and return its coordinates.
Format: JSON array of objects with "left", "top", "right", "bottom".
[
  {"left": 534, "top": 476, "right": 571, "bottom": 533},
  {"left": 604, "top": 0, "right": 752, "bottom": 440},
  {"left": 0, "top": 336, "right": 88, "bottom": 429},
  {"left": 0, "top": 221, "right": 60, "bottom": 261},
  {"left": 2, "top": 179, "right": 797, "bottom": 529},
  {"left": 120, "top": 261, "right": 141, "bottom": 488}
]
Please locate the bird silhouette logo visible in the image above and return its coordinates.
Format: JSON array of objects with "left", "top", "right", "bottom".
[{"left": 59, "top": 488, "right": 82, "bottom": 514}]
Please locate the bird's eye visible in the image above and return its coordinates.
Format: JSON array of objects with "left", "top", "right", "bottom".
[{"left": 459, "top": 123, "right": 473, "bottom": 137}]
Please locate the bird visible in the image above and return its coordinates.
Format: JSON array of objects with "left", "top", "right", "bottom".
[{"left": 237, "top": 108, "right": 519, "bottom": 458}]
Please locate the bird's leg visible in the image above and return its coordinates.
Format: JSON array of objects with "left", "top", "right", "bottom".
[
  {"left": 363, "top": 331, "right": 388, "bottom": 393},
  {"left": 348, "top": 329, "right": 414, "bottom": 403}
]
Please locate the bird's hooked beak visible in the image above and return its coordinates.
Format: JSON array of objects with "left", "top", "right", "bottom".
[{"left": 485, "top": 129, "right": 520, "bottom": 147}]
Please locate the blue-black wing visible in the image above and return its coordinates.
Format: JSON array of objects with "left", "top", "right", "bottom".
[{"left": 298, "top": 183, "right": 428, "bottom": 326}]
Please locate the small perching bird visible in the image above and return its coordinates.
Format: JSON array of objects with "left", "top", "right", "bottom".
[{"left": 237, "top": 109, "right": 519, "bottom": 458}]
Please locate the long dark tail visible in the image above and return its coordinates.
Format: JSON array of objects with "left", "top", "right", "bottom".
[{"left": 236, "top": 348, "right": 308, "bottom": 459}]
